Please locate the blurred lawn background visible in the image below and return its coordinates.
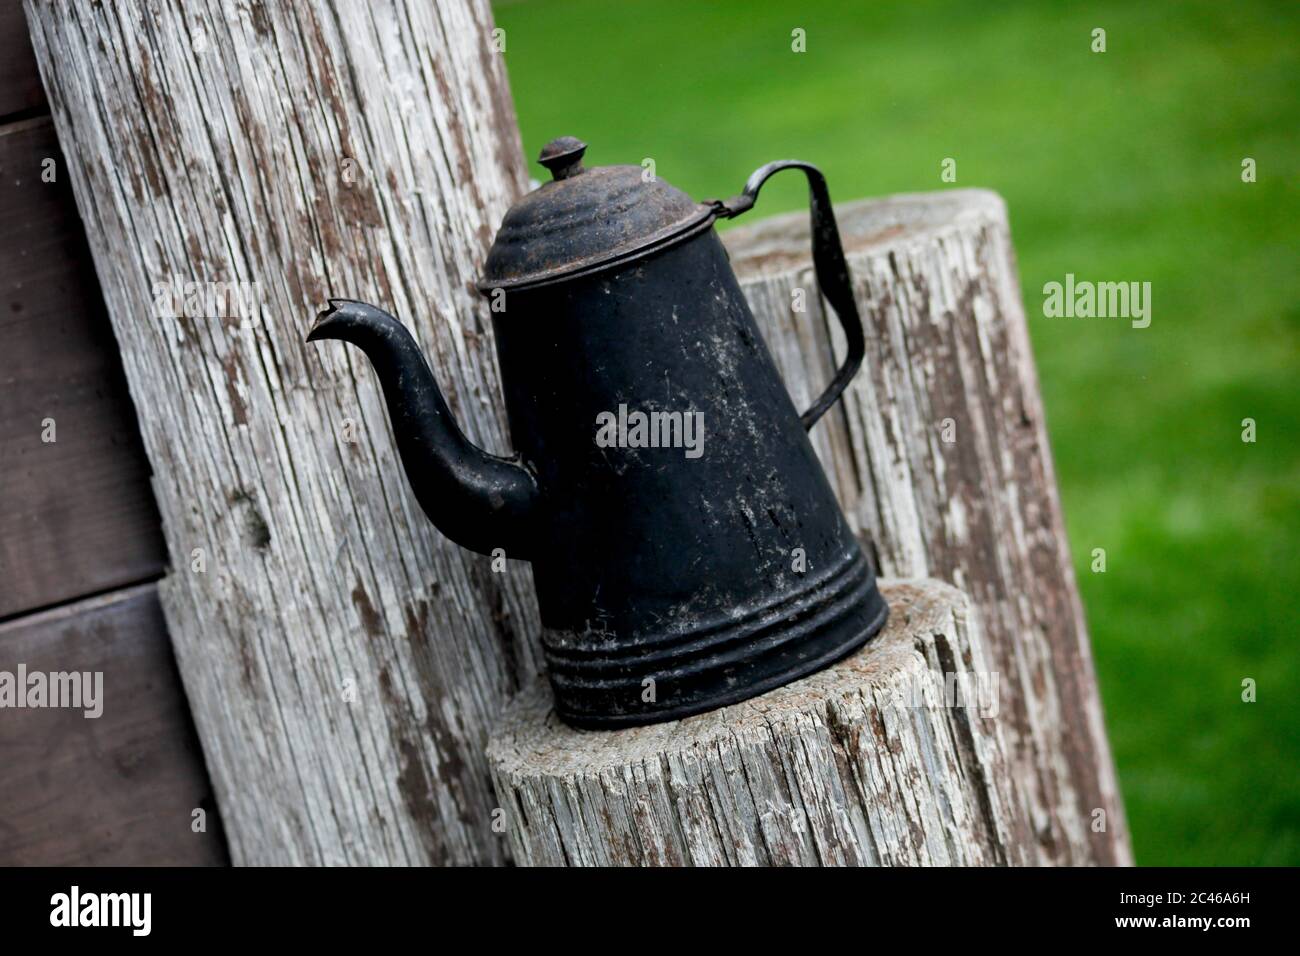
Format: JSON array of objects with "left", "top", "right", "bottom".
[{"left": 492, "top": 0, "right": 1299, "bottom": 865}]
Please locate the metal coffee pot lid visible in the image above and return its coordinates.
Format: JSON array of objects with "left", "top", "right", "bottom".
[{"left": 479, "top": 136, "right": 715, "bottom": 291}]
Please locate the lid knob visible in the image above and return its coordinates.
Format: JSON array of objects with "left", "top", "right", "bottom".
[{"left": 538, "top": 136, "right": 587, "bottom": 181}]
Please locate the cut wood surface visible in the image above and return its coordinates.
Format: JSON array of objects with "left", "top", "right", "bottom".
[
  {"left": 0, "top": 116, "right": 165, "bottom": 618},
  {"left": 26, "top": 0, "right": 533, "bottom": 864},
  {"left": 727, "top": 190, "right": 1129, "bottom": 865},
  {"left": 490, "top": 579, "right": 1033, "bottom": 866},
  {"left": 0, "top": 584, "right": 227, "bottom": 865}
]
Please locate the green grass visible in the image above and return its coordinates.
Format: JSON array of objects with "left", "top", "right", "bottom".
[{"left": 493, "top": 0, "right": 1300, "bottom": 865}]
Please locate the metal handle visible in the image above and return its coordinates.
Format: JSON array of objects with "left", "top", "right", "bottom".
[{"left": 713, "top": 161, "right": 865, "bottom": 429}]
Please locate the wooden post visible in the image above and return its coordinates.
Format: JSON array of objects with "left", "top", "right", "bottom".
[
  {"left": 25, "top": 0, "right": 533, "bottom": 864},
  {"left": 726, "top": 190, "right": 1130, "bottom": 865},
  {"left": 490, "top": 580, "right": 1034, "bottom": 866}
]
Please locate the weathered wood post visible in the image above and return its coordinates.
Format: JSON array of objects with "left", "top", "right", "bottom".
[
  {"left": 729, "top": 191, "right": 1130, "bottom": 865},
  {"left": 25, "top": 0, "right": 534, "bottom": 864}
]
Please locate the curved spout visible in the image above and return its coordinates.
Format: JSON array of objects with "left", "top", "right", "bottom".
[{"left": 308, "top": 299, "right": 539, "bottom": 559}]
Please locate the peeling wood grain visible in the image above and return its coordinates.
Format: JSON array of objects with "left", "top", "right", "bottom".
[
  {"left": 490, "top": 579, "right": 1033, "bottom": 866},
  {"left": 25, "top": 0, "right": 534, "bottom": 864},
  {"left": 726, "top": 191, "right": 1130, "bottom": 866}
]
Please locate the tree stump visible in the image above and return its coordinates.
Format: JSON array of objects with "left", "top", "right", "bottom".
[
  {"left": 727, "top": 191, "right": 1129, "bottom": 865},
  {"left": 489, "top": 580, "right": 1034, "bottom": 866}
]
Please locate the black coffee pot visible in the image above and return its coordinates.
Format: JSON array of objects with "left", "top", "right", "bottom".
[{"left": 308, "top": 137, "right": 887, "bottom": 727}]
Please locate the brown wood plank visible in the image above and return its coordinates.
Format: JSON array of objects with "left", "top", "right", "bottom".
[
  {"left": 0, "top": 1, "right": 45, "bottom": 118},
  {"left": 0, "top": 117, "right": 166, "bottom": 617},
  {"left": 0, "top": 583, "right": 228, "bottom": 865}
]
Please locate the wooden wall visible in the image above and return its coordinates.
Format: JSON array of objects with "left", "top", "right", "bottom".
[{"left": 0, "top": 1, "right": 227, "bottom": 865}]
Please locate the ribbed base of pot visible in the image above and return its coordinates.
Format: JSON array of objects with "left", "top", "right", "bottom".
[{"left": 542, "top": 550, "right": 889, "bottom": 729}]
